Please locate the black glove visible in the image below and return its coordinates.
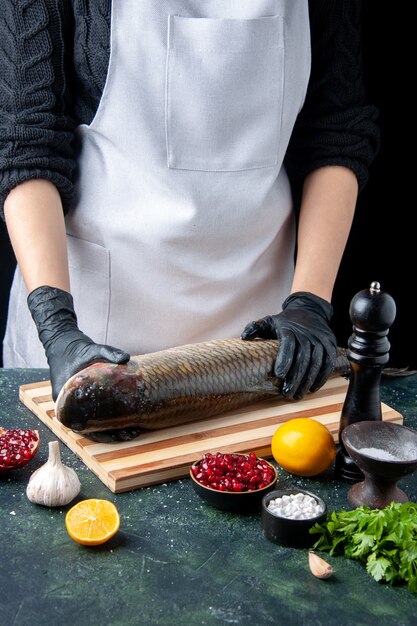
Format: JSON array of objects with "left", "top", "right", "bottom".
[
  {"left": 28, "top": 286, "right": 130, "bottom": 401},
  {"left": 241, "top": 291, "right": 337, "bottom": 400}
]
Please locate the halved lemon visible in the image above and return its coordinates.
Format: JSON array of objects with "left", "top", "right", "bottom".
[{"left": 65, "top": 498, "right": 120, "bottom": 546}]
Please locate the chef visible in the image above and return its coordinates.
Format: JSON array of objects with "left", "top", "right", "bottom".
[{"left": 1, "top": 0, "right": 379, "bottom": 405}]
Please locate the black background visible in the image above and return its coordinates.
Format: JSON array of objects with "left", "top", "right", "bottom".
[
  {"left": 0, "top": 3, "right": 414, "bottom": 369},
  {"left": 331, "top": 2, "right": 414, "bottom": 369}
]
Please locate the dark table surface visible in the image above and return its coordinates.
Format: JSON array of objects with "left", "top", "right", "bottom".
[{"left": 1, "top": 368, "right": 417, "bottom": 626}]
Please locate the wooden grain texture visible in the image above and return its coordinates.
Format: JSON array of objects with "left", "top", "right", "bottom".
[{"left": 19, "top": 376, "right": 403, "bottom": 493}]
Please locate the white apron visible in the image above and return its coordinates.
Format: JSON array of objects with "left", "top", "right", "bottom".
[{"left": 3, "top": 0, "right": 311, "bottom": 367}]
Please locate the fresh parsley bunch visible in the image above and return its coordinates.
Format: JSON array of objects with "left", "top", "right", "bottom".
[{"left": 310, "top": 502, "right": 417, "bottom": 592}]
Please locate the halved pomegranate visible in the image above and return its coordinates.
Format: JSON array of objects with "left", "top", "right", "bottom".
[{"left": 0, "top": 428, "right": 40, "bottom": 471}]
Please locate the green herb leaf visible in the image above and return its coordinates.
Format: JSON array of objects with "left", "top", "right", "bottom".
[
  {"left": 366, "top": 554, "right": 391, "bottom": 581},
  {"left": 349, "top": 531, "right": 376, "bottom": 558}
]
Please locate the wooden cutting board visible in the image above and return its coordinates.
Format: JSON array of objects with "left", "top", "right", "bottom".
[{"left": 20, "top": 376, "right": 403, "bottom": 493}]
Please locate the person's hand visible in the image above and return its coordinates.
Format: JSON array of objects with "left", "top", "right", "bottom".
[
  {"left": 28, "top": 286, "right": 130, "bottom": 401},
  {"left": 241, "top": 291, "right": 337, "bottom": 400}
]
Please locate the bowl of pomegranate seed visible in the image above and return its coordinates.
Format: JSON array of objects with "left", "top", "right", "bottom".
[{"left": 190, "top": 452, "right": 278, "bottom": 513}]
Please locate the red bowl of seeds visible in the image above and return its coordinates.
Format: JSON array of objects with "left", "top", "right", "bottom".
[{"left": 190, "top": 452, "right": 278, "bottom": 513}]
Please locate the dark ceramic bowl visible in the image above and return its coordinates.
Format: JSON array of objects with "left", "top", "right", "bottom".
[
  {"left": 342, "top": 421, "right": 417, "bottom": 477},
  {"left": 341, "top": 421, "right": 417, "bottom": 508},
  {"left": 261, "top": 488, "right": 327, "bottom": 548},
  {"left": 189, "top": 456, "right": 278, "bottom": 513}
]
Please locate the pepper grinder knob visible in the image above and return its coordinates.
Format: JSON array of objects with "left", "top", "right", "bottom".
[{"left": 334, "top": 282, "right": 396, "bottom": 483}]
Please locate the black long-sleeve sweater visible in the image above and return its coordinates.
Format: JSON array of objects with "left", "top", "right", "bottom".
[{"left": 0, "top": 0, "right": 380, "bottom": 218}]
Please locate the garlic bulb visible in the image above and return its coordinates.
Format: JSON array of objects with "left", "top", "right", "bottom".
[{"left": 26, "top": 440, "right": 81, "bottom": 507}]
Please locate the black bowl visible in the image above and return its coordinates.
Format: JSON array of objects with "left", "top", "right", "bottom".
[
  {"left": 261, "top": 489, "right": 327, "bottom": 548},
  {"left": 189, "top": 456, "right": 278, "bottom": 513}
]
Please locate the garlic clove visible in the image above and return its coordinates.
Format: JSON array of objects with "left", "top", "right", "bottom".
[
  {"left": 26, "top": 440, "right": 81, "bottom": 507},
  {"left": 308, "top": 551, "right": 334, "bottom": 579}
]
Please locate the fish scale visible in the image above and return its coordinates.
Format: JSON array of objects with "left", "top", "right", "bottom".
[{"left": 56, "top": 338, "right": 349, "bottom": 435}]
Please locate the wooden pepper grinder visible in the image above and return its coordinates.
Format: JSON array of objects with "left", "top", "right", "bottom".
[{"left": 334, "top": 281, "right": 396, "bottom": 483}]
